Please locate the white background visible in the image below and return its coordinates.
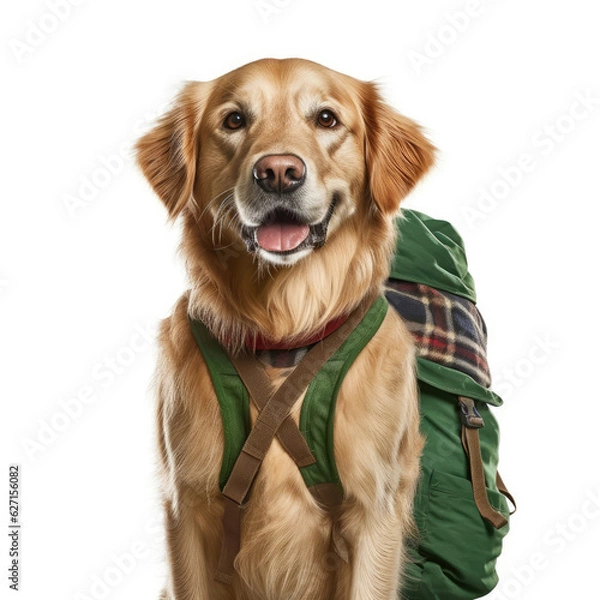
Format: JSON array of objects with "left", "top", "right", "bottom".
[{"left": 2, "top": 1, "right": 599, "bottom": 598}]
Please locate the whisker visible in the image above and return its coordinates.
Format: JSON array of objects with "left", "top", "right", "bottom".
[
  {"left": 198, "top": 187, "right": 236, "bottom": 222},
  {"left": 190, "top": 188, "right": 253, "bottom": 260},
  {"left": 211, "top": 193, "right": 238, "bottom": 246}
]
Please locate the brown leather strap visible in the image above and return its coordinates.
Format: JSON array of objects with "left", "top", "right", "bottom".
[
  {"left": 215, "top": 297, "right": 377, "bottom": 583},
  {"left": 229, "top": 353, "right": 316, "bottom": 468},
  {"left": 308, "top": 482, "right": 349, "bottom": 563},
  {"left": 215, "top": 496, "right": 245, "bottom": 585},
  {"left": 458, "top": 396, "right": 509, "bottom": 530},
  {"left": 496, "top": 471, "right": 517, "bottom": 515},
  {"left": 461, "top": 426, "right": 508, "bottom": 529},
  {"left": 308, "top": 482, "right": 344, "bottom": 509}
]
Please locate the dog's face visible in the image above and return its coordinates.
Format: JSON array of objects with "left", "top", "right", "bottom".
[
  {"left": 137, "top": 58, "right": 434, "bottom": 268},
  {"left": 198, "top": 61, "right": 368, "bottom": 266}
]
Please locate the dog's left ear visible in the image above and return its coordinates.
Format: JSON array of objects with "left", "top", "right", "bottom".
[
  {"left": 361, "top": 83, "right": 436, "bottom": 215},
  {"left": 135, "top": 82, "right": 210, "bottom": 220}
]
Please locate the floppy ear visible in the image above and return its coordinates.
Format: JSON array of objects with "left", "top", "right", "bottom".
[
  {"left": 361, "top": 83, "right": 436, "bottom": 215},
  {"left": 135, "top": 82, "right": 208, "bottom": 219}
]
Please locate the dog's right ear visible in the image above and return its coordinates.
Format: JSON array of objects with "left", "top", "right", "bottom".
[
  {"left": 135, "top": 82, "right": 210, "bottom": 220},
  {"left": 361, "top": 82, "right": 436, "bottom": 216}
]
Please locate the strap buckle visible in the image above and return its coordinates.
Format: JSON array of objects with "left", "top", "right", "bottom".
[{"left": 458, "top": 396, "right": 484, "bottom": 429}]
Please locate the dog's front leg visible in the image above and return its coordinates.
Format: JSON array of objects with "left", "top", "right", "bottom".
[
  {"left": 156, "top": 366, "right": 231, "bottom": 598},
  {"left": 336, "top": 417, "right": 422, "bottom": 600},
  {"left": 154, "top": 304, "right": 236, "bottom": 600},
  {"left": 337, "top": 495, "right": 406, "bottom": 600},
  {"left": 333, "top": 319, "right": 422, "bottom": 600},
  {"left": 161, "top": 492, "right": 229, "bottom": 600}
]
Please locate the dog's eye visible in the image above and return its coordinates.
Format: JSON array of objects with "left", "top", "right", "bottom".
[
  {"left": 316, "top": 109, "right": 338, "bottom": 128},
  {"left": 223, "top": 112, "right": 246, "bottom": 130}
]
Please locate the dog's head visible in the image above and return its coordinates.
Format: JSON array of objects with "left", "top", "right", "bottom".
[{"left": 136, "top": 58, "right": 434, "bottom": 269}]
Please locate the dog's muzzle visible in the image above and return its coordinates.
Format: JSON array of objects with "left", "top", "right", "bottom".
[
  {"left": 241, "top": 154, "right": 337, "bottom": 257},
  {"left": 241, "top": 196, "right": 337, "bottom": 256}
]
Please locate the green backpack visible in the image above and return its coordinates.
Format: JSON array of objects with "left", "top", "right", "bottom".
[
  {"left": 189, "top": 209, "right": 514, "bottom": 598},
  {"left": 386, "top": 209, "right": 514, "bottom": 599}
]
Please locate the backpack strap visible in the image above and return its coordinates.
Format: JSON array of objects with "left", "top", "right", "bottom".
[
  {"left": 215, "top": 295, "right": 378, "bottom": 584},
  {"left": 228, "top": 353, "right": 345, "bottom": 509},
  {"left": 228, "top": 354, "right": 316, "bottom": 469},
  {"left": 458, "top": 397, "right": 515, "bottom": 529},
  {"left": 496, "top": 471, "right": 517, "bottom": 514},
  {"left": 188, "top": 320, "right": 251, "bottom": 490},
  {"left": 226, "top": 350, "right": 348, "bottom": 572}
]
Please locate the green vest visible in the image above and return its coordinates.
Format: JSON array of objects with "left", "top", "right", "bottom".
[{"left": 189, "top": 296, "right": 389, "bottom": 493}]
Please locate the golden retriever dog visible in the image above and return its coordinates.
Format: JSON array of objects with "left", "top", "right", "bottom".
[{"left": 136, "top": 58, "right": 434, "bottom": 600}]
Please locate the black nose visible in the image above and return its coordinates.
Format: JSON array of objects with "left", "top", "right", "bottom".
[{"left": 253, "top": 154, "right": 306, "bottom": 194}]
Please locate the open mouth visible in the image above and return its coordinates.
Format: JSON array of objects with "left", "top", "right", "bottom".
[{"left": 242, "top": 197, "right": 337, "bottom": 256}]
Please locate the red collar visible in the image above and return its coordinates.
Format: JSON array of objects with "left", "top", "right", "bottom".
[{"left": 246, "top": 314, "right": 349, "bottom": 351}]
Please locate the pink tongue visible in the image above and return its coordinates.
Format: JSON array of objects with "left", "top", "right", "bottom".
[{"left": 256, "top": 223, "right": 310, "bottom": 252}]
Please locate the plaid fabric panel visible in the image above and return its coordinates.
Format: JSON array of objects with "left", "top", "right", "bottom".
[{"left": 385, "top": 280, "right": 491, "bottom": 388}]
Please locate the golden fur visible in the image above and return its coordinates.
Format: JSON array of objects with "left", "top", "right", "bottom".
[{"left": 136, "top": 58, "right": 434, "bottom": 600}]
